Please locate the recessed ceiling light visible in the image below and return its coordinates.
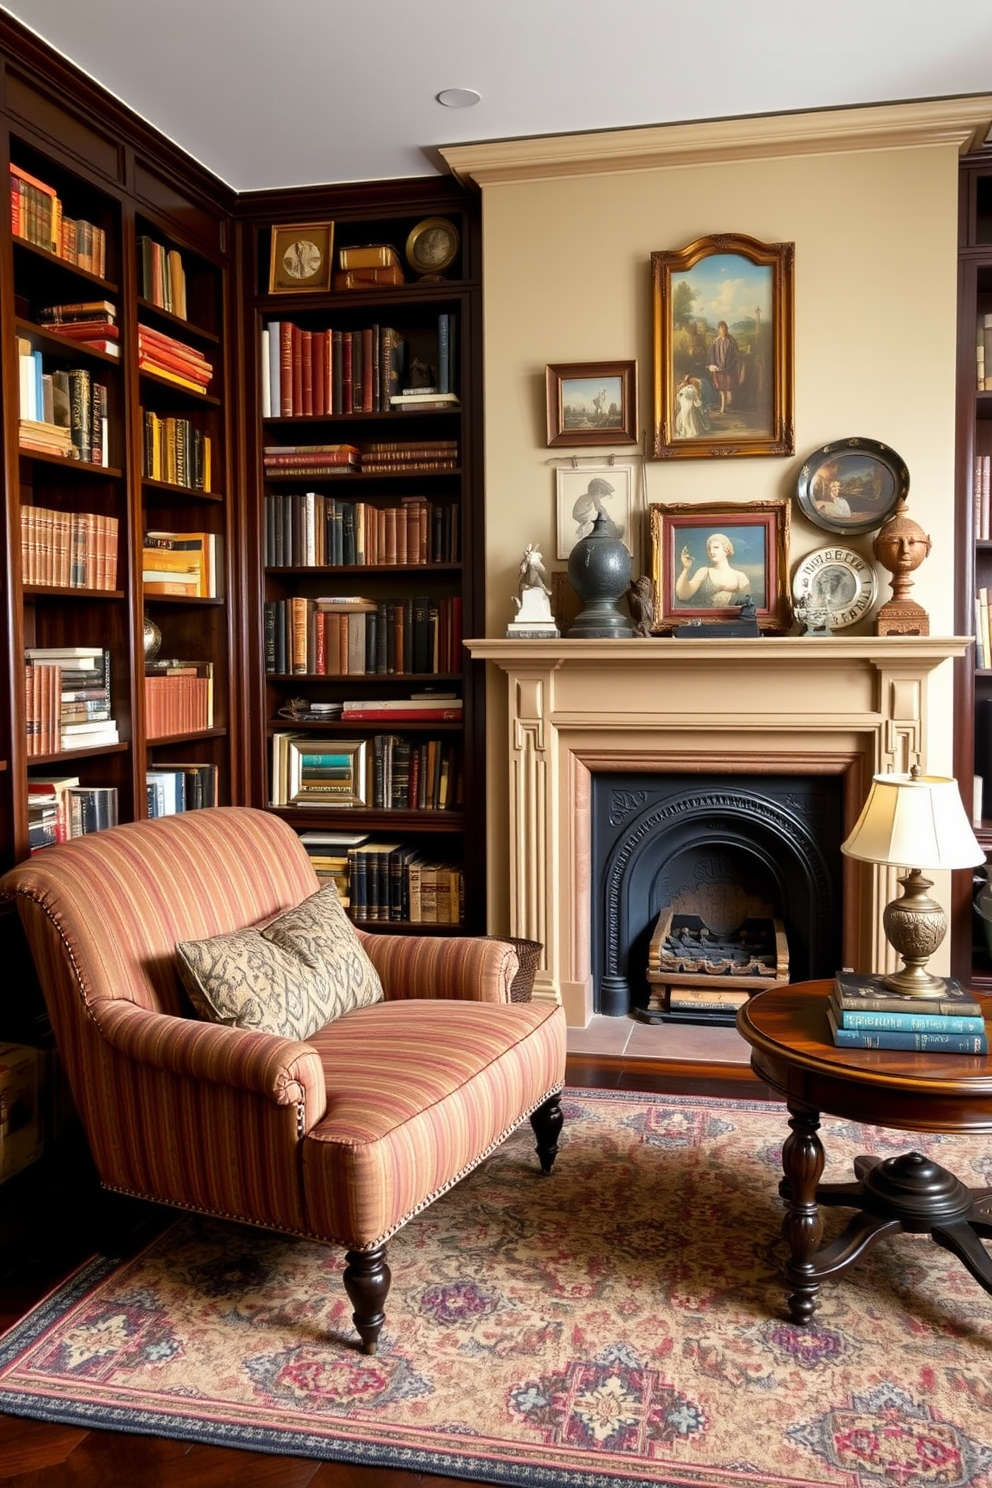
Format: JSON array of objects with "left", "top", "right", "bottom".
[{"left": 436, "top": 88, "right": 481, "bottom": 109}]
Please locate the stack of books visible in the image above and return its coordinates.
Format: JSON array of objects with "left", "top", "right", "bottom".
[
  {"left": 137, "top": 325, "right": 213, "bottom": 393},
  {"left": 38, "top": 300, "right": 119, "bottom": 357},
  {"left": 24, "top": 646, "right": 117, "bottom": 754},
  {"left": 262, "top": 443, "right": 360, "bottom": 478},
  {"left": 828, "top": 971, "right": 988, "bottom": 1054},
  {"left": 299, "top": 830, "right": 368, "bottom": 904},
  {"left": 142, "top": 530, "right": 221, "bottom": 597}
]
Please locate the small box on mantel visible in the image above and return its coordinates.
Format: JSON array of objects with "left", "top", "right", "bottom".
[{"left": 0, "top": 1042, "right": 44, "bottom": 1184}]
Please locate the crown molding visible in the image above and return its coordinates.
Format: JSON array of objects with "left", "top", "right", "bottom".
[{"left": 440, "top": 97, "right": 992, "bottom": 187}]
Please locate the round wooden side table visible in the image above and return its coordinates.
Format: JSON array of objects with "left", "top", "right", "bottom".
[{"left": 737, "top": 979, "right": 992, "bottom": 1324}]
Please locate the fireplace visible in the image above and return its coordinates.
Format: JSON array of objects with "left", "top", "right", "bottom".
[
  {"left": 466, "top": 635, "right": 969, "bottom": 1026},
  {"left": 590, "top": 770, "right": 843, "bottom": 1016}
]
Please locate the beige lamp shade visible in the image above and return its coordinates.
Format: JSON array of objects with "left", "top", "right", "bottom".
[{"left": 841, "top": 772, "right": 984, "bottom": 870}]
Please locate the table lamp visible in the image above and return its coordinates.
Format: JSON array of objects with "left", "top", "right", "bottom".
[{"left": 841, "top": 768, "right": 985, "bottom": 998}]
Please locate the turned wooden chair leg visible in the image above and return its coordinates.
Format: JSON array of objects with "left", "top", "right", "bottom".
[
  {"left": 530, "top": 1092, "right": 563, "bottom": 1174},
  {"left": 343, "top": 1244, "right": 391, "bottom": 1354}
]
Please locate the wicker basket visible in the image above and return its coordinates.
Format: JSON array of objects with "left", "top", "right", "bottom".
[{"left": 484, "top": 936, "right": 543, "bottom": 1002}]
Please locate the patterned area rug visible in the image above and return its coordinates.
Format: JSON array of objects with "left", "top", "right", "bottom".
[{"left": 3, "top": 1088, "right": 992, "bottom": 1488}]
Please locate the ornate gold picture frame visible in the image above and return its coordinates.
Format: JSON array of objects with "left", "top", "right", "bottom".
[
  {"left": 649, "top": 500, "right": 791, "bottom": 632},
  {"left": 651, "top": 234, "right": 794, "bottom": 459}
]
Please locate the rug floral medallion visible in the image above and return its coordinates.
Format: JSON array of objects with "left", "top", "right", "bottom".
[{"left": 3, "top": 1089, "right": 992, "bottom": 1488}]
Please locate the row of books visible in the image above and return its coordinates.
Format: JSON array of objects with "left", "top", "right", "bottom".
[
  {"left": 263, "top": 493, "right": 460, "bottom": 568},
  {"left": 147, "top": 763, "right": 218, "bottom": 816},
  {"left": 138, "top": 236, "right": 188, "bottom": 320},
  {"left": 137, "top": 324, "right": 213, "bottom": 394},
  {"left": 366, "top": 733, "right": 462, "bottom": 811},
  {"left": 28, "top": 776, "right": 118, "bottom": 850},
  {"left": 24, "top": 646, "right": 118, "bottom": 756},
  {"left": 142, "top": 411, "right": 213, "bottom": 491},
  {"left": 349, "top": 841, "right": 463, "bottom": 925},
  {"left": 9, "top": 162, "right": 107, "bottom": 273},
  {"left": 144, "top": 662, "right": 214, "bottom": 739},
  {"left": 142, "top": 530, "right": 221, "bottom": 598},
  {"left": 265, "top": 594, "right": 463, "bottom": 677},
  {"left": 17, "top": 346, "right": 109, "bottom": 464},
  {"left": 38, "top": 299, "right": 119, "bottom": 358},
  {"left": 262, "top": 439, "right": 459, "bottom": 478},
  {"left": 21, "top": 506, "right": 119, "bottom": 591},
  {"left": 260, "top": 314, "right": 457, "bottom": 419},
  {"left": 828, "top": 971, "right": 988, "bottom": 1053}
]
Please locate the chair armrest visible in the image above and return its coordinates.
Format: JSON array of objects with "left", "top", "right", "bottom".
[
  {"left": 355, "top": 932, "right": 518, "bottom": 1003},
  {"left": 96, "top": 1000, "right": 326, "bottom": 1113}
]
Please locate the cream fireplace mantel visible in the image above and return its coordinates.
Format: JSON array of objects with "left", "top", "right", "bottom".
[{"left": 466, "top": 636, "right": 972, "bottom": 1027}]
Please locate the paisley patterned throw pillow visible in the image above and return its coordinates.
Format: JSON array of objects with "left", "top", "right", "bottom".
[{"left": 176, "top": 884, "right": 383, "bottom": 1040}]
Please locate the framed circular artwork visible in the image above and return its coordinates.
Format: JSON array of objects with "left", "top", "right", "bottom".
[
  {"left": 791, "top": 546, "right": 878, "bottom": 630},
  {"left": 795, "top": 437, "right": 908, "bottom": 536}
]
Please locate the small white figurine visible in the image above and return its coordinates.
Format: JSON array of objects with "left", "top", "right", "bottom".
[{"left": 507, "top": 542, "right": 559, "bottom": 637}]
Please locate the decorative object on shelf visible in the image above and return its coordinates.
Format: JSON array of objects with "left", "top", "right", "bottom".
[
  {"left": 649, "top": 500, "right": 791, "bottom": 633},
  {"left": 791, "top": 546, "right": 877, "bottom": 631},
  {"left": 555, "top": 464, "right": 633, "bottom": 559},
  {"left": 792, "top": 594, "right": 832, "bottom": 636},
  {"left": 507, "top": 543, "right": 559, "bottom": 638},
  {"left": 872, "top": 498, "right": 932, "bottom": 636},
  {"left": 268, "top": 222, "right": 335, "bottom": 294},
  {"left": 841, "top": 767, "right": 984, "bottom": 998},
  {"left": 405, "top": 217, "right": 459, "bottom": 280},
  {"left": 545, "top": 361, "right": 637, "bottom": 448},
  {"left": 651, "top": 233, "right": 794, "bottom": 459},
  {"left": 627, "top": 575, "right": 655, "bottom": 636},
  {"left": 567, "top": 512, "right": 633, "bottom": 638},
  {"left": 796, "top": 436, "right": 908, "bottom": 536},
  {"left": 272, "top": 734, "right": 368, "bottom": 808},
  {"left": 674, "top": 596, "right": 761, "bottom": 638},
  {"left": 142, "top": 611, "right": 162, "bottom": 665}
]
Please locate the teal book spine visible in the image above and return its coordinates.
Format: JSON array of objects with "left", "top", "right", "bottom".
[
  {"left": 827, "top": 1008, "right": 987, "bottom": 1053},
  {"left": 831, "top": 1002, "right": 986, "bottom": 1035}
]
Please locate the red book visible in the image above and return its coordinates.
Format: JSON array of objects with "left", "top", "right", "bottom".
[
  {"left": 291, "top": 325, "right": 303, "bottom": 416},
  {"left": 138, "top": 348, "right": 211, "bottom": 386},
  {"left": 300, "top": 329, "right": 313, "bottom": 417},
  {"left": 312, "top": 332, "right": 326, "bottom": 418},
  {"left": 45, "top": 320, "right": 119, "bottom": 339},
  {"left": 341, "top": 335, "right": 354, "bottom": 415},
  {"left": 361, "top": 327, "right": 374, "bottom": 413}
]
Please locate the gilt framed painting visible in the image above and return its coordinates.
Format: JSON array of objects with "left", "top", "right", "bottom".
[{"left": 651, "top": 234, "right": 794, "bottom": 459}]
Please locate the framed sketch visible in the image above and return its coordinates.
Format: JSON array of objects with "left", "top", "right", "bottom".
[
  {"left": 651, "top": 234, "right": 794, "bottom": 459},
  {"left": 272, "top": 734, "right": 367, "bottom": 806},
  {"left": 795, "top": 437, "right": 908, "bottom": 536},
  {"left": 268, "top": 221, "right": 335, "bottom": 294},
  {"left": 546, "top": 360, "right": 637, "bottom": 447},
  {"left": 555, "top": 463, "right": 634, "bottom": 560},
  {"left": 649, "top": 500, "right": 791, "bottom": 632}
]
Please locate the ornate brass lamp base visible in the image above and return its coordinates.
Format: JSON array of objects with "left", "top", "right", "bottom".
[{"left": 881, "top": 868, "right": 950, "bottom": 998}]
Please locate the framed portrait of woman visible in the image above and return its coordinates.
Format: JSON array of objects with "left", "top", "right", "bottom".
[
  {"left": 651, "top": 234, "right": 794, "bottom": 460},
  {"left": 649, "top": 500, "right": 791, "bottom": 632}
]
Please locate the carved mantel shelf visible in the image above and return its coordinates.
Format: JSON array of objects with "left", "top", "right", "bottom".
[{"left": 466, "top": 636, "right": 972, "bottom": 1026}]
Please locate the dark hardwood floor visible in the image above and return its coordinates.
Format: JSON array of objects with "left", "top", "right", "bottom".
[{"left": 0, "top": 1053, "right": 768, "bottom": 1486}]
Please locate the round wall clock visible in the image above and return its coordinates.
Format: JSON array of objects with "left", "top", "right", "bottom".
[
  {"left": 791, "top": 546, "right": 877, "bottom": 630},
  {"left": 405, "top": 216, "right": 459, "bottom": 277}
]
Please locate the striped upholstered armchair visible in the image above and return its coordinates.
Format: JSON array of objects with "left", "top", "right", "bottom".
[{"left": 0, "top": 807, "right": 566, "bottom": 1353}]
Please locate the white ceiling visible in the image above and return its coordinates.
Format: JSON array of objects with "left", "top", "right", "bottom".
[{"left": 3, "top": 0, "right": 992, "bottom": 192}]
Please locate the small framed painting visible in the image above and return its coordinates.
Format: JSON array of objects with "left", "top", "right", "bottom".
[
  {"left": 555, "top": 463, "right": 634, "bottom": 560},
  {"left": 649, "top": 499, "right": 791, "bottom": 632},
  {"left": 546, "top": 360, "right": 637, "bottom": 447},
  {"left": 651, "top": 233, "right": 794, "bottom": 459},
  {"left": 271, "top": 734, "right": 367, "bottom": 807},
  {"left": 268, "top": 222, "right": 335, "bottom": 294}
]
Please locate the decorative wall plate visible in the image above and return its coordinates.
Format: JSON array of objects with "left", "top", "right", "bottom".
[
  {"left": 405, "top": 217, "right": 459, "bottom": 277},
  {"left": 796, "top": 437, "right": 908, "bottom": 536},
  {"left": 791, "top": 546, "right": 877, "bottom": 629}
]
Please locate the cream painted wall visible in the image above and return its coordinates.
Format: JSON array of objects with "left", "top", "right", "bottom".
[{"left": 475, "top": 138, "right": 961, "bottom": 930}]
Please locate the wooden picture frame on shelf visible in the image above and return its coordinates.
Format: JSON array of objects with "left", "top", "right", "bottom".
[
  {"left": 271, "top": 733, "right": 367, "bottom": 807},
  {"left": 649, "top": 500, "right": 791, "bottom": 632},
  {"left": 651, "top": 233, "right": 794, "bottom": 459},
  {"left": 546, "top": 360, "right": 637, "bottom": 448},
  {"left": 268, "top": 222, "right": 335, "bottom": 295}
]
